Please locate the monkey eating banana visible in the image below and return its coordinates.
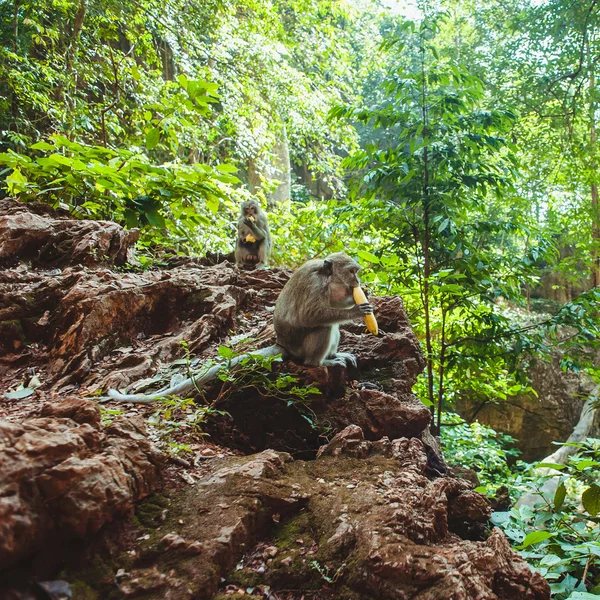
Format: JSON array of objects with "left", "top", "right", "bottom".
[{"left": 106, "top": 252, "right": 374, "bottom": 403}]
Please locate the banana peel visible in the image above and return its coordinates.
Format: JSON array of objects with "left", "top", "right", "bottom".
[{"left": 353, "top": 286, "right": 378, "bottom": 335}]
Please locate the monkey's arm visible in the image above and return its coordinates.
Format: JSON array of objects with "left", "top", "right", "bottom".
[
  {"left": 244, "top": 219, "right": 268, "bottom": 241},
  {"left": 307, "top": 303, "right": 373, "bottom": 327},
  {"left": 105, "top": 345, "right": 282, "bottom": 404}
]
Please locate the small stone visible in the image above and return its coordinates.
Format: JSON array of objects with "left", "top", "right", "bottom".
[
  {"left": 347, "top": 484, "right": 356, "bottom": 489},
  {"left": 180, "top": 472, "right": 195, "bottom": 485},
  {"left": 295, "top": 538, "right": 304, "bottom": 544},
  {"left": 280, "top": 557, "right": 293, "bottom": 567},
  {"left": 160, "top": 533, "right": 187, "bottom": 549},
  {"left": 185, "top": 541, "right": 203, "bottom": 554},
  {"left": 263, "top": 546, "right": 278, "bottom": 558}
]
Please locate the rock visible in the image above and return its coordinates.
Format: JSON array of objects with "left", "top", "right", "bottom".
[
  {"left": 0, "top": 198, "right": 139, "bottom": 268},
  {"left": 0, "top": 397, "right": 162, "bottom": 570},
  {"left": 456, "top": 352, "right": 600, "bottom": 461},
  {"left": 121, "top": 435, "right": 549, "bottom": 599},
  {"left": 316, "top": 425, "right": 370, "bottom": 459},
  {"left": 324, "top": 390, "right": 432, "bottom": 441},
  {"left": 123, "top": 450, "right": 306, "bottom": 599}
]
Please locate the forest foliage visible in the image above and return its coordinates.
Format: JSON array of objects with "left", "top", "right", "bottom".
[{"left": 1, "top": 0, "right": 600, "bottom": 595}]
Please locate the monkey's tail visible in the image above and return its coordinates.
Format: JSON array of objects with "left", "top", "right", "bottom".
[{"left": 104, "top": 345, "right": 283, "bottom": 404}]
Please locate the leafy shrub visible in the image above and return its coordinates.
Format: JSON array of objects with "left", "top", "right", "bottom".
[
  {"left": 492, "top": 439, "right": 600, "bottom": 599},
  {"left": 441, "top": 412, "right": 519, "bottom": 492}
]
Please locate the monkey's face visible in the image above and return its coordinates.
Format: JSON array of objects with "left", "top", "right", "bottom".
[
  {"left": 324, "top": 253, "right": 361, "bottom": 308},
  {"left": 242, "top": 201, "right": 259, "bottom": 217}
]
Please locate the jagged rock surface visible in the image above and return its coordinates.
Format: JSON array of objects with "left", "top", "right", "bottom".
[
  {"left": 0, "top": 198, "right": 139, "bottom": 268},
  {"left": 0, "top": 397, "right": 163, "bottom": 571},
  {"left": 112, "top": 427, "right": 548, "bottom": 600},
  {"left": 0, "top": 203, "right": 550, "bottom": 599}
]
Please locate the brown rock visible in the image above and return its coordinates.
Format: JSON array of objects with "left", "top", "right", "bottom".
[
  {"left": 0, "top": 198, "right": 139, "bottom": 268},
  {"left": 325, "top": 390, "right": 432, "bottom": 441},
  {"left": 123, "top": 440, "right": 548, "bottom": 600},
  {"left": 0, "top": 397, "right": 162, "bottom": 570}
]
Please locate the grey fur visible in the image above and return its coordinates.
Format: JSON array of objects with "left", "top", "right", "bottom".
[
  {"left": 106, "top": 252, "right": 372, "bottom": 403},
  {"left": 273, "top": 252, "right": 372, "bottom": 367},
  {"left": 234, "top": 200, "right": 271, "bottom": 268}
]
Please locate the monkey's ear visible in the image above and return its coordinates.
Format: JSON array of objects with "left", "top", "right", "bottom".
[{"left": 322, "top": 258, "right": 333, "bottom": 275}]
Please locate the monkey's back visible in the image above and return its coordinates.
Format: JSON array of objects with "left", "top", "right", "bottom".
[{"left": 273, "top": 259, "right": 327, "bottom": 352}]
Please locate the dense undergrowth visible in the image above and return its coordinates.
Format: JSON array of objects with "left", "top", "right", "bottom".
[{"left": 442, "top": 416, "right": 600, "bottom": 599}]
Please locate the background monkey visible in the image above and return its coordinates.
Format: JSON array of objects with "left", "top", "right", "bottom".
[
  {"left": 235, "top": 200, "right": 271, "bottom": 268},
  {"left": 107, "top": 252, "right": 373, "bottom": 403}
]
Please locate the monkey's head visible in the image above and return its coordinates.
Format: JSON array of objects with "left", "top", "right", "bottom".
[
  {"left": 241, "top": 200, "right": 261, "bottom": 217},
  {"left": 321, "top": 252, "right": 361, "bottom": 308}
]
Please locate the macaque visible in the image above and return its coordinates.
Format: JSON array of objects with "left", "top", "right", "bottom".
[
  {"left": 107, "top": 252, "right": 373, "bottom": 403},
  {"left": 273, "top": 252, "right": 372, "bottom": 367},
  {"left": 235, "top": 200, "right": 271, "bottom": 269}
]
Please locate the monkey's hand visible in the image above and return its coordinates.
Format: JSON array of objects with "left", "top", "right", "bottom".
[
  {"left": 357, "top": 302, "right": 373, "bottom": 315},
  {"left": 244, "top": 218, "right": 255, "bottom": 227}
]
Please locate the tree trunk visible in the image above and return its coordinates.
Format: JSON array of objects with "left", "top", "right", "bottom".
[
  {"left": 589, "top": 42, "right": 600, "bottom": 287},
  {"left": 247, "top": 124, "right": 291, "bottom": 209}
]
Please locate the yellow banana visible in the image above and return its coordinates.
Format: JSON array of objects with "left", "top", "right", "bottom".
[
  {"left": 246, "top": 215, "right": 256, "bottom": 242},
  {"left": 353, "top": 286, "right": 378, "bottom": 335}
]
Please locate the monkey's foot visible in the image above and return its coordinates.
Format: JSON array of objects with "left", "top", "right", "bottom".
[{"left": 323, "top": 352, "right": 357, "bottom": 368}]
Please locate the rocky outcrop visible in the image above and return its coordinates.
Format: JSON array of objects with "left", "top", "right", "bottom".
[
  {"left": 456, "top": 354, "right": 600, "bottom": 461},
  {"left": 0, "top": 397, "right": 163, "bottom": 571},
  {"left": 0, "top": 202, "right": 550, "bottom": 599},
  {"left": 0, "top": 198, "right": 139, "bottom": 268},
  {"left": 110, "top": 426, "right": 548, "bottom": 599}
]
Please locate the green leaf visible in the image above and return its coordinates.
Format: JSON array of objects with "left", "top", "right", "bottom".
[
  {"left": 206, "top": 196, "right": 219, "bottom": 214},
  {"left": 517, "top": 530, "right": 554, "bottom": 549},
  {"left": 145, "top": 209, "right": 166, "bottom": 229},
  {"left": 554, "top": 482, "right": 566, "bottom": 511},
  {"left": 48, "top": 153, "right": 73, "bottom": 166},
  {"left": 145, "top": 128, "right": 160, "bottom": 150},
  {"left": 582, "top": 484, "right": 600, "bottom": 516},
  {"left": 380, "top": 254, "right": 400, "bottom": 266},
  {"left": 30, "top": 141, "right": 54, "bottom": 151},
  {"left": 218, "top": 346, "right": 234, "bottom": 359},
  {"left": 356, "top": 250, "right": 380, "bottom": 264},
  {"left": 575, "top": 459, "right": 599, "bottom": 470},
  {"left": 6, "top": 167, "right": 28, "bottom": 194},
  {"left": 535, "top": 462, "right": 567, "bottom": 470}
]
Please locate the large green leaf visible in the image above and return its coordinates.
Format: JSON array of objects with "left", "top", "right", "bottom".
[{"left": 582, "top": 484, "right": 600, "bottom": 517}]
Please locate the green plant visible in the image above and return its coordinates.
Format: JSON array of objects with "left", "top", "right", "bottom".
[
  {"left": 0, "top": 128, "right": 241, "bottom": 256},
  {"left": 492, "top": 439, "right": 600, "bottom": 598},
  {"left": 148, "top": 395, "right": 225, "bottom": 455},
  {"left": 440, "top": 412, "right": 519, "bottom": 493},
  {"left": 213, "top": 345, "right": 322, "bottom": 428},
  {"left": 99, "top": 407, "right": 124, "bottom": 427}
]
